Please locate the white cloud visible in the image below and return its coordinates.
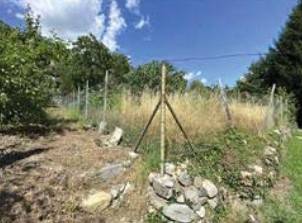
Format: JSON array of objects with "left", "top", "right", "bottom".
[
  {"left": 184, "top": 71, "right": 202, "bottom": 81},
  {"left": 185, "top": 71, "right": 207, "bottom": 84},
  {"left": 126, "top": 0, "right": 140, "bottom": 13},
  {"left": 102, "top": 0, "right": 126, "bottom": 51},
  {"left": 9, "top": 0, "right": 129, "bottom": 51},
  {"left": 135, "top": 16, "right": 150, "bottom": 29},
  {"left": 15, "top": 12, "right": 24, "bottom": 19},
  {"left": 201, "top": 78, "right": 207, "bottom": 84},
  {"left": 125, "top": 0, "right": 150, "bottom": 30},
  {"left": 12, "top": 0, "right": 106, "bottom": 41}
]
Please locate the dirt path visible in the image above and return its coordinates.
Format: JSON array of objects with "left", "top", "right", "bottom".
[{"left": 0, "top": 128, "right": 147, "bottom": 223}]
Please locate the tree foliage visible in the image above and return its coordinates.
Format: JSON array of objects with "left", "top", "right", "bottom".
[
  {"left": 125, "top": 61, "right": 187, "bottom": 94},
  {"left": 236, "top": 1, "right": 302, "bottom": 124},
  {"left": 0, "top": 12, "right": 188, "bottom": 124},
  {"left": 0, "top": 14, "right": 58, "bottom": 123}
]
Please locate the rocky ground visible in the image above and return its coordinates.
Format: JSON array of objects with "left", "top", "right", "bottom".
[{"left": 0, "top": 127, "right": 147, "bottom": 223}]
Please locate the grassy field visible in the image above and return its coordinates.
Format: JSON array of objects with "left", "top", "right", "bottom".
[{"left": 259, "top": 131, "right": 302, "bottom": 222}]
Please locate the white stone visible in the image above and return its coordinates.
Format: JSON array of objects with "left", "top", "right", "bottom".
[
  {"left": 176, "top": 194, "right": 185, "bottom": 203},
  {"left": 196, "top": 206, "right": 206, "bottom": 218},
  {"left": 148, "top": 187, "right": 168, "bottom": 210},
  {"left": 152, "top": 175, "right": 174, "bottom": 199},
  {"left": 162, "top": 204, "right": 197, "bottom": 223},
  {"left": 250, "top": 165, "right": 263, "bottom": 175},
  {"left": 202, "top": 179, "right": 218, "bottom": 198},
  {"left": 98, "top": 163, "right": 125, "bottom": 181},
  {"left": 107, "top": 127, "right": 123, "bottom": 146},
  {"left": 184, "top": 186, "right": 200, "bottom": 205},
  {"left": 178, "top": 171, "right": 192, "bottom": 186},
  {"left": 208, "top": 196, "right": 219, "bottom": 209},
  {"left": 110, "top": 188, "right": 119, "bottom": 199},
  {"left": 123, "top": 160, "right": 132, "bottom": 168},
  {"left": 98, "top": 121, "right": 107, "bottom": 134},
  {"left": 128, "top": 151, "right": 139, "bottom": 160},
  {"left": 148, "top": 172, "right": 159, "bottom": 184},
  {"left": 264, "top": 146, "right": 277, "bottom": 156},
  {"left": 240, "top": 171, "right": 253, "bottom": 179},
  {"left": 82, "top": 191, "right": 112, "bottom": 212},
  {"left": 193, "top": 176, "right": 203, "bottom": 188},
  {"left": 165, "top": 163, "right": 176, "bottom": 176}
]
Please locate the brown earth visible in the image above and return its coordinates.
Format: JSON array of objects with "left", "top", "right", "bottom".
[{"left": 0, "top": 127, "right": 148, "bottom": 223}]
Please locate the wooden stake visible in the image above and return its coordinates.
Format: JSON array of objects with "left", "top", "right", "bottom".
[
  {"left": 77, "top": 86, "right": 81, "bottom": 111},
  {"left": 264, "top": 84, "right": 276, "bottom": 129},
  {"left": 85, "top": 80, "right": 89, "bottom": 119},
  {"left": 219, "top": 79, "right": 232, "bottom": 125},
  {"left": 160, "top": 64, "right": 166, "bottom": 175},
  {"left": 103, "top": 70, "right": 109, "bottom": 122}
]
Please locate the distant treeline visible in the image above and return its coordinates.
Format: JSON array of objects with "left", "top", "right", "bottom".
[
  {"left": 236, "top": 0, "right": 302, "bottom": 125},
  {"left": 2, "top": 0, "right": 302, "bottom": 125},
  {"left": 0, "top": 12, "right": 195, "bottom": 124}
]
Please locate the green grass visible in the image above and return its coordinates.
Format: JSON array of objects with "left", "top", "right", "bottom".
[{"left": 260, "top": 131, "right": 302, "bottom": 222}]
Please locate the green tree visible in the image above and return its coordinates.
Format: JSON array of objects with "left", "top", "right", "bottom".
[
  {"left": 236, "top": 1, "right": 302, "bottom": 124},
  {"left": 189, "top": 79, "right": 210, "bottom": 95},
  {"left": 125, "top": 61, "right": 187, "bottom": 94},
  {"left": 0, "top": 13, "right": 59, "bottom": 123},
  {"left": 70, "top": 34, "right": 112, "bottom": 90}
]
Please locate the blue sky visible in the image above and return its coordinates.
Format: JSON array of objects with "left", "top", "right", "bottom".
[{"left": 0, "top": 0, "right": 298, "bottom": 86}]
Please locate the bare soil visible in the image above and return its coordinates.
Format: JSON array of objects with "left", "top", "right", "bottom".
[{"left": 0, "top": 127, "right": 148, "bottom": 223}]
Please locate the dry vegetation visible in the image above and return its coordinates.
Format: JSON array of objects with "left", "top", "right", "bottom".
[{"left": 108, "top": 92, "right": 268, "bottom": 143}]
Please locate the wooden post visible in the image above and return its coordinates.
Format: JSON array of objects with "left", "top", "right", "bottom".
[
  {"left": 160, "top": 64, "right": 166, "bottom": 175},
  {"left": 103, "top": 70, "right": 109, "bottom": 122},
  {"left": 77, "top": 86, "right": 81, "bottom": 111},
  {"left": 85, "top": 80, "right": 89, "bottom": 119},
  {"left": 264, "top": 84, "right": 276, "bottom": 129},
  {"left": 219, "top": 79, "right": 232, "bottom": 125}
]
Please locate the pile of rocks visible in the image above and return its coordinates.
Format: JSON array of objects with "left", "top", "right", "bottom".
[
  {"left": 148, "top": 162, "right": 220, "bottom": 223},
  {"left": 239, "top": 145, "right": 280, "bottom": 202}
]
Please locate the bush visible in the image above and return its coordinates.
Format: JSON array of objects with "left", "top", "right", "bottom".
[{"left": 0, "top": 16, "right": 57, "bottom": 124}]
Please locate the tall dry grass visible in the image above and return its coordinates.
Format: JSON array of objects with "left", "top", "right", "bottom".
[{"left": 109, "top": 91, "right": 268, "bottom": 143}]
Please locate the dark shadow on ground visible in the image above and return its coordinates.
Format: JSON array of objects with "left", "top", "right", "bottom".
[
  {"left": 0, "top": 117, "right": 78, "bottom": 139},
  {"left": 0, "top": 190, "right": 30, "bottom": 222},
  {"left": 0, "top": 147, "right": 49, "bottom": 168}
]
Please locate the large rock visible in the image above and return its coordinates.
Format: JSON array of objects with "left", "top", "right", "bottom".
[
  {"left": 162, "top": 204, "right": 197, "bottom": 223},
  {"left": 106, "top": 127, "right": 123, "bottom": 146},
  {"left": 148, "top": 187, "right": 168, "bottom": 210},
  {"left": 184, "top": 186, "right": 200, "bottom": 205},
  {"left": 97, "top": 163, "right": 125, "bottom": 181},
  {"left": 178, "top": 171, "right": 192, "bottom": 187},
  {"left": 152, "top": 175, "right": 174, "bottom": 199},
  {"left": 82, "top": 191, "right": 112, "bottom": 212},
  {"left": 202, "top": 179, "right": 218, "bottom": 198}
]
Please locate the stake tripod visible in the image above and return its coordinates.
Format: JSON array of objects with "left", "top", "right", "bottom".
[{"left": 133, "top": 64, "right": 195, "bottom": 174}]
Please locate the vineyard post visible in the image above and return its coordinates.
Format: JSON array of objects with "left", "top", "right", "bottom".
[
  {"left": 103, "top": 70, "right": 108, "bottom": 122},
  {"left": 85, "top": 80, "right": 89, "bottom": 119},
  {"left": 77, "top": 86, "right": 81, "bottom": 111},
  {"left": 160, "top": 64, "right": 167, "bottom": 175}
]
